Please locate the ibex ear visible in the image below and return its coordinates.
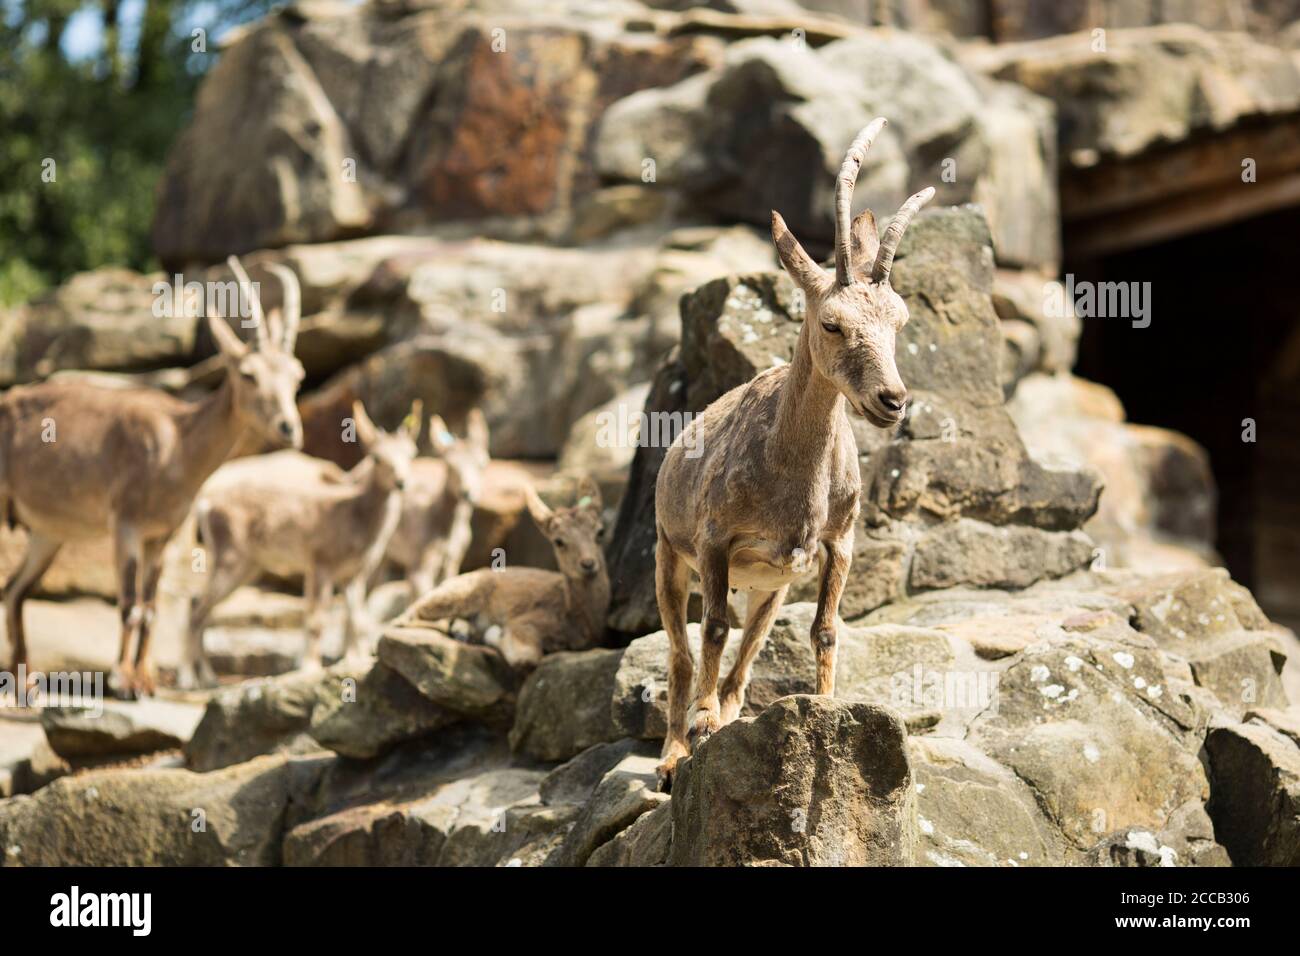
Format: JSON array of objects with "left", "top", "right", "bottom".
[
  {"left": 575, "top": 475, "right": 602, "bottom": 513},
  {"left": 850, "top": 209, "right": 879, "bottom": 281},
  {"left": 524, "top": 485, "right": 553, "bottom": 532},
  {"left": 208, "top": 313, "right": 248, "bottom": 359},
  {"left": 428, "top": 414, "right": 455, "bottom": 453},
  {"left": 771, "top": 211, "right": 828, "bottom": 294},
  {"left": 401, "top": 399, "right": 423, "bottom": 443},
  {"left": 466, "top": 408, "right": 490, "bottom": 453},
  {"left": 351, "top": 400, "right": 379, "bottom": 447}
]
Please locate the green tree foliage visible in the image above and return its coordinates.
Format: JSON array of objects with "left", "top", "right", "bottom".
[{"left": 0, "top": 0, "right": 276, "bottom": 306}]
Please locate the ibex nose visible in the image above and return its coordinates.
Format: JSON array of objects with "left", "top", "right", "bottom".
[
  {"left": 580, "top": 557, "right": 598, "bottom": 574},
  {"left": 877, "top": 387, "right": 908, "bottom": 414}
]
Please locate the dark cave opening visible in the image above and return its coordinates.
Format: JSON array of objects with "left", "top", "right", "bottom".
[{"left": 1067, "top": 206, "right": 1300, "bottom": 629}]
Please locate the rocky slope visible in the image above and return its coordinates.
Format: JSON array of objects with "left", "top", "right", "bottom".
[
  {"left": 3, "top": 204, "right": 1296, "bottom": 867},
  {"left": 2, "top": 0, "right": 1298, "bottom": 866}
]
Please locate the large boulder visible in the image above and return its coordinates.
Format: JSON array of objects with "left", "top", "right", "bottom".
[
  {"left": 1008, "top": 373, "right": 1219, "bottom": 572},
  {"left": 1205, "top": 712, "right": 1300, "bottom": 866},
  {"left": 545, "top": 751, "right": 668, "bottom": 866},
  {"left": 508, "top": 648, "right": 626, "bottom": 761},
  {"left": 595, "top": 32, "right": 1060, "bottom": 269},
  {"left": 668, "top": 695, "right": 917, "bottom": 866},
  {"left": 377, "top": 627, "right": 517, "bottom": 727},
  {"left": 185, "top": 664, "right": 361, "bottom": 772},
  {"left": 0, "top": 268, "right": 198, "bottom": 387},
  {"left": 967, "top": 24, "right": 1300, "bottom": 168},
  {"left": 282, "top": 765, "right": 555, "bottom": 867},
  {"left": 308, "top": 661, "right": 459, "bottom": 760},
  {"left": 0, "top": 754, "right": 327, "bottom": 866},
  {"left": 151, "top": 2, "right": 724, "bottom": 264},
  {"left": 41, "top": 699, "right": 204, "bottom": 760}
]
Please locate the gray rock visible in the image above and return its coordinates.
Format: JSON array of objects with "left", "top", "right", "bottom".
[
  {"left": 185, "top": 664, "right": 359, "bottom": 772},
  {"left": 377, "top": 627, "right": 516, "bottom": 726},
  {"left": 0, "top": 269, "right": 199, "bottom": 387},
  {"left": 547, "top": 752, "right": 669, "bottom": 867},
  {"left": 508, "top": 649, "right": 625, "bottom": 762},
  {"left": 0, "top": 754, "right": 327, "bottom": 866},
  {"left": 668, "top": 696, "right": 917, "bottom": 866},
  {"left": 586, "top": 799, "right": 673, "bottom": 867},
  {"left": 41, "top": 698, "right": 204, "bottom": 759},
  {"left": 283, "top": 765, "right": 554, "bottom": 867},
  {"left": 1205, "top": 717, "right": 1300, "bottom": 866},
  {"left": 910, "top": 736, "right": 1070, "bottom": 866},
  {"left": 611, "top": 603, "right": 958, "bottom": 740},
  {"left": 909, "top": 519, "right": 1095, "bottom": 591},
  {"left": 539, "top": 738, "right": 655, "bottom": 807},
  {"left": 966, "top": 636, "right": 1212, "bottom": 851},
  {"left": 309, "top": 662, "right": 458, "bottom": 760}
]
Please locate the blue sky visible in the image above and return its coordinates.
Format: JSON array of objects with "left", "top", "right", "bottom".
[{"left": 4, "top": 0, "right": 229, "bottom": 61}]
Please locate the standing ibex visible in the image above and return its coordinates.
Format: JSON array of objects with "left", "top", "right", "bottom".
[
  {"left": 386, "top": 410, "right": 491, "bottom": 597},
  {"left": 398, "top": 478, "right": 608, "bottom": 669},
  {"left": 653, "top": 118, "right": 933, "bottom": 788},
  {"left": 184, "top": 401, "right": 418, "bottom": 685},
  {"left": 0, "top": 258, "right": 304, "bottom": 696}
]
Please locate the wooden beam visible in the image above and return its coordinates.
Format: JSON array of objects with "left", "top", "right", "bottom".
[{"left": 1062, "top": 111, "right": 1300, "bottom": 257}]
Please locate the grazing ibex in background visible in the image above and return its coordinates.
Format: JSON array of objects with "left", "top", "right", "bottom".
[
  {"left": 398, "top": 478, "right": 608, "bottom": 669},
  {"left": 653, "top": 117, "right": 934, "bottom": 788},
  {"left": 0, "top": 258, "right": 304, "bottom": 697},
  {"left": 184, "top": 401, "right": 418, "bottom": 685},
  {"left": 386, "top": 409, "right": 491, "bottom": 596}
]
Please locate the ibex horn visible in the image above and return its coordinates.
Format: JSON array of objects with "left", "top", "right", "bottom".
[
  {"left": 265, "top": 263, "right": 301, "bottom": 354},
  {"left": 871, "top": 187, "right": 936, "bottom": 285},
  {"left": 226, "top": 256, "right": 268, "bottom": 346},
  {"left": 834, "top": 117, "right": 887, "bottom": 287}
]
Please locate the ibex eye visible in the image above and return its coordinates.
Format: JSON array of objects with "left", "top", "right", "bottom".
[{"left": 821, "top": 322, "right": 842, "bottom": 334}]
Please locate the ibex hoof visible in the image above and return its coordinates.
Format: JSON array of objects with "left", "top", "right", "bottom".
[
  {"left": 132, "top": 671, "right": 156, "bottom": 698},
  {"left": 687, "top": 715, "right": 718, "bottom": 753},
  {"left": 655, "top": 762, "right": 676, "bottom": 794},
  {"left": 108, "top": 667, "right": 137, "bottom": 701}
]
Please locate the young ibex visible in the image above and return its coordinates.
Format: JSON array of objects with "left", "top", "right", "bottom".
[
  {"left": 386, "top": 410, "right": 491, "bottom": 597},
  {"left": 653, "top": 117, "right": 933, "bottom": 788},
  {"left": 183, "top": 402, "right": 418, "bottom": 685},
  {"left": 0, "top": 258, "right": 304, "bottom": 697},
  {"left": 398, "top": 478, "right": 608, "bottom": 669}
]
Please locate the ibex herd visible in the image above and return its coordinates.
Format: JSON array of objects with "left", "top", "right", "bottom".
[
  {"left": 0, "top": 258, "right": 305, "bottom": 696},
  {"left": 1, "top": 118, "right": 928, "bottom": 799}
]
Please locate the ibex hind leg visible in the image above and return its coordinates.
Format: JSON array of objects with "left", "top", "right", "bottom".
[
  {"left": 181, "top": 527, "right": 252, "bottom": 689},
  {"left": 718, "top": 585, "right": 786, "bottom": 725},
  {"left": 3, "top": 533, "right": 61, "bottom": 691},
  {"left": 654, "top": 534, "right": 693, "bottom": 793}
]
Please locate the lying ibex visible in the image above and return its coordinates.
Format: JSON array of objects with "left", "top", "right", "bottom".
[
  {"left": 0, "top": 258, "right": 304, "bottom": 697},
  {"left": 386, "top": 410, "right": 490, "bottom": 596},
  {"left": 653, "top": 117, "right": 933, "bottom": 788},
  {"left": 183, "top": 402, "right": 418, "bottom": 686},
  {"left": 398, "top": 478, "right": 608, "bottom": 669}
]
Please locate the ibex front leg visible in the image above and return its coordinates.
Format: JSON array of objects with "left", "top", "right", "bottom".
[
  {"left": 689, "top": 542, "right": 731, "bottom": 749},
  {"left": 655, "top": 533, "right": 692, "bottom": 792},
  {"left": 110, "top": 525, "right": 143, "bottom": 699},
  {"left": 810, "top": 536, "right": 851, "bottom": 696},
  {"left": 130, "top": 537, "right": 167, "bottom": 697}
]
